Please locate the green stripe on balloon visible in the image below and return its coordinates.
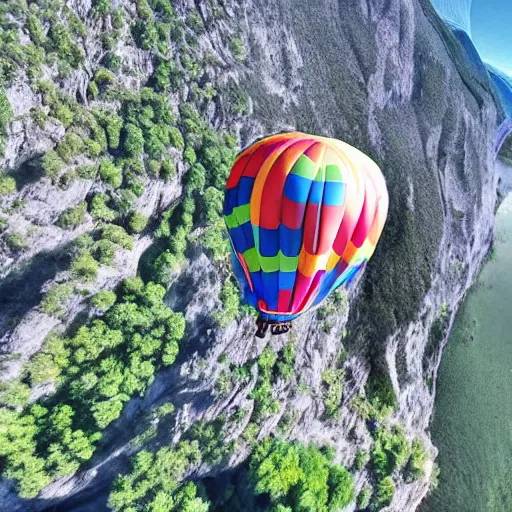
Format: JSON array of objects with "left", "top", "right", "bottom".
[
  {"left": 243, "top": 247, "right": 260, "bottom": 272},
  {"left": 225, "top": 212, "right": 238, "bottom": 229},
  {"left": 233, "top": 204, "right": 250, "bottom": 225},
  {"left": 325, "top": 164, "right": 342, "bottom": 182},
  {"left": 290, "top": 154, "right": 318, "bottom": 179},
  {"left": 260, "top": 254, "right": 280, "bottom": 272},
  {"left": 279, "top": 252, "right": 299, "bottom": 272}
]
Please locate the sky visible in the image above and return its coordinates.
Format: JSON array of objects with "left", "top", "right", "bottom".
[{"left": 471, "top": 0, "right": 512, "bottom": 76}]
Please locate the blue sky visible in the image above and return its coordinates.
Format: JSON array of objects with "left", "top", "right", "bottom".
[{"left": 471, "top": 0, "right": 512, "bottom": 75}]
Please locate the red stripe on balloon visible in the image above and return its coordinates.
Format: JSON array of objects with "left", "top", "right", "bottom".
[
  {"left": 226, "top": 153, "right": 251, "bottom": 189},
  {"left": 281, "top": 196, "right": 307, "bottom": 230},
  {"left": 316, "top": 204, "right": 345, "bottom": 255},
  {"left": 259, "top": 139, "right": 316, "bottom": 230}
]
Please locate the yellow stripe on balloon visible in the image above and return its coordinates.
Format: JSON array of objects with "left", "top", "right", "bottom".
[{"left": 326, "top": 250, "right": 340, "bottom": 271}]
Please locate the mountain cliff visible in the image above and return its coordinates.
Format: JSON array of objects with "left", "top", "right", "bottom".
[{"left": 0, "top": 0, "right": 509, "bottom": 511}]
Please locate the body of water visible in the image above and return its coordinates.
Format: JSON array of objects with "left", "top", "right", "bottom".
[{"left": 422, "top": 186, "right": 512, "bottom": 512}]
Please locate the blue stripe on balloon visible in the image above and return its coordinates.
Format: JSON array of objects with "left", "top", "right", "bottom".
[
  {"left": 279, "top": 271, "right": 296, "bottom": 291},
  {"left": 241, "top": 222, "right": 254, "bottom": 248},
  {"left": 262, "top": 271, "right": 279, "bottom": 311},
  {"left": 238, "top": 177, "right": 254, "bottom": 204},
  {"left": 229, "top": 226, "right": 252, "bottom": 254},
  {"left": 223, "top": 188, "right": 238, "bottom": 216},
  {"left": 323, "top": 182, "right": 345, "bottom": 206},
  {"left": 283, "top": 174, "right": 312, "bottom": 203},
  {"left": 279, "top": 225, "right": 303, "bottom": 257},
  {"left": 251, "top": 271, "right": 265, "bottom": 300},
  {"left": 308, "top": 180, "right": 324, "bottom": 204},
  {"left": 259, "top": 227, "right": 280, "bottom": 257}
]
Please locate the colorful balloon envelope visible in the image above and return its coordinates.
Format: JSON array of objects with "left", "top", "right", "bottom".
[{"left": 223, "top": 132, "right": 389, "bottom": 333}]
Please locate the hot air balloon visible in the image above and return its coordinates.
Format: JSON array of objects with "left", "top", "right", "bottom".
[{"left": 223, "top": 132, "right": 389, "bottom": 338}]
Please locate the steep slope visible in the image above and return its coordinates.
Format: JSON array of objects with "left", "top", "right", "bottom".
[{"left": 0, "top": 0, "right": 504, "bottom": 511}]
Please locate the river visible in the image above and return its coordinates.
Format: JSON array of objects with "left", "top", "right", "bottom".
[{"left": 421, "top": 170, "right": 512, "bottom": 511}]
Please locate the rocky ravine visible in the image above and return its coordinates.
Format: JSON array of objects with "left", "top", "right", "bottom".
[{"left": 0, "top": 0, "right": 509, "bottom": 511}]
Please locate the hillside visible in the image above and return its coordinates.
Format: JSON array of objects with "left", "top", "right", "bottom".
[{"left": 0, "top": 0, "right": 508, "bottom": 511}]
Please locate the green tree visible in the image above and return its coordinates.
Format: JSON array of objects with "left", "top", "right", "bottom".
[
  {"left": 128, "top": 211, "right": 148, "bottom": 233},
  {"left": 123, "top": 123, "right": 144, "bottom": 157},
  {"left": 90, "top": 194, "right": 117, "bottom": 221},
  {"left": 250, "top": 439, "right": 303, "bottom": 500},
  {"left": 0, "top": 174, "right": 16, "bottom": 195},
  {"left": 99, "top": 159, "right": 122, "bottom": 188},
  {"left": 214, "top": 279, "right": 240, "bottom": 327}
]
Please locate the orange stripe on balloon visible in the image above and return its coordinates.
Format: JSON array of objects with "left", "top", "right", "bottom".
[{"left": 298, "top": 248, "right": 329, "bottom": 277}]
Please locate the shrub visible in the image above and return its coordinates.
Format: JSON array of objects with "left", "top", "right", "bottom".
[
  {"left": 146, "top": 159, "right": 160, "bottom": 176},
  {"left": 160, "top": 158, "right": 175, "bottom": 180},
  {"left": 356, "top": 484, "right": 372, "bottom": 510},
  {"left": 322, "top": 368, "right": 345, "bottom": 418},
  {"left": 84, "top": 138, "right": 103, "bottom": 158},
  {"left": 76, "top": 164, "right": 98, "bottom": 180},
  {"left": 0, "top": 381, "right": 31, "bottom": 408},
  {"left": 6, "top": 232, "right": 28, "bottom": 251},
  {"left": 57, "top": 201, "right": 87, "bottom": 229},
  {"left": 94, "top": 67, "right": 115, "bottom": 85},
  {"left": 168, "top": 127, "right": 184, "bottom": 149},
  {"left": 99, "top": 159, "right": 122, "bottom": 188},
  {"left": 230, "top": 37, "right": 245, "bottom": 62},
  {"left": 90, "top": 194, "right": 117, "bottom": 222},
  {"left": 92, "top": 0, "right": 112, "bottom": 17},
  {"left": 0, "top": 87, "right": 13, "bottom": 132},
  {"left": 103, "top": 114, "right": 123, "bottom": 149},
  {"left": 41, "top": 150, "right": 65, "bottom": 179},
  {"left": 213, "top": 279, "right": 240, "bottom": 328},
  {"left": 132, "top": 20, "right": 158, "bottom": 50},
  {"left": 0, "top": 174, "right": 16, "bottom": 195},
  {"left": 27, "top": 14, "right": 46, "bottom": 45},
  {"left": 406, "top": 439, "right": 428, "bottom": 482},
  {"left": 353, "top": 448, "right": 368, "bottom": 470},
  {"left": 123, "top": 123, "right": 144, "bottom": 157},
  {"left": 71, "top": 252, "right": 99, "bottom": 282},
  {"left": 371, "top": 426, "right": 410, "bottom": 478},
  {"left": 90, "top": 290, "right": 117, "bottom": 311},
  {"left": 93, "top": 239, "right": 117, "bottom": 265},
  {"left": 51, "top": 103, "right": 74, "bottom": 127},
  {"left": 87, "top": 81, "right": 99, "bottom": 99},
  {"left": 31, "top": 107, "right": 47, "bottom": 129},
  {"left": 202, "top": 224, "right": 229, "bottom": 260},
  {"left": 128, "top": 212, "right": 148, "bottom": 233},
  {"left": 56, "top": 132, "right": 85, "bottom": 162},
  {"left": 40, "top": 283, "right": 74, "bottom": 317},
  {"left": 374, "top": 476, "right": 395, "bottom": 508},
  {"left": 202, "top": 186, "right": 223, "bottom": 224},
  {"left": 101, "top": 224, "right": 133, "bottom": 249}
]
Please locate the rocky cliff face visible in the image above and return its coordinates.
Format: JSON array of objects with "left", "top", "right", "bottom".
[{"left": 0, "top": 0, "right": 507, "bottom": 511}]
